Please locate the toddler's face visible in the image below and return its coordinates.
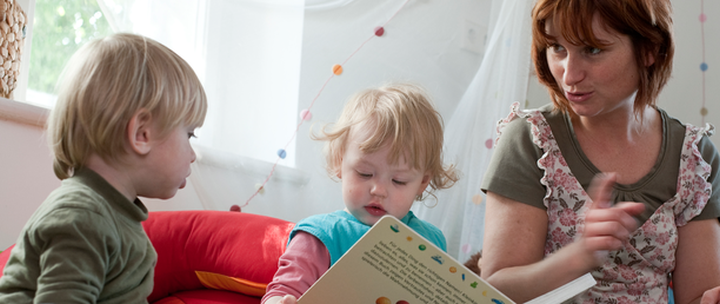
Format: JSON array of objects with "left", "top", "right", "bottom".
[
  {"left": 138, "top": 124, "right": 197, "bottom": 199},
  {"left": 339, "top": 130, "right": 430, "bottom": 226}
]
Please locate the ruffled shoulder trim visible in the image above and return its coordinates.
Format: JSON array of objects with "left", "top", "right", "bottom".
[
  {"left": 495, "top": 102, "right": 551, "bottom": 148},
  {"left": 702, "top": 123, "right": 715, "bottom": 136},
  {"left": 496, "top": 102, "right": 560, "bottom": 208},
  {"left": 495, "top": 102, "right": 524, "bottom": 146},
  {"left": 675, "top": 123, "right": 714, "bottom": 226}
]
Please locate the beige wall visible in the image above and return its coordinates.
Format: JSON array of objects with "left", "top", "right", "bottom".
[{"left": 0, "top": 115, "right": 59, "bottom": 248}]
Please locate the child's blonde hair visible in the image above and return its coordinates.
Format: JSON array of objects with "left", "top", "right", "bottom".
[
  {"left": 47, "top": 33, "right": 208, "bottom": 179},
  {"left": 315, "top": 82, "right": 458, "bottom": 200}
]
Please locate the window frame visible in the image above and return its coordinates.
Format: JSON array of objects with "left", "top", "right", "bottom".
[{"left": 0, "top": 97, "right": 48, "bottom": 127}]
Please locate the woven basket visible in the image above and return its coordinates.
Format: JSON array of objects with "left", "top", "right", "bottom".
[{"left": 0, "top": 0, "right": 25, "bottom": 99}]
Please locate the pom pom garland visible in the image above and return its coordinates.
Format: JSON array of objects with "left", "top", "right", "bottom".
[
  {"left": 300, "top": 109, "right": 313, "bottom": 121},
  {"left": 254, "top": 183, "right": 265, "bottom": 194},
  {"left": 699, "top": 1, "right": 709, "bottom": 124},
  {"left": 243, "top": 0, "right": 412, "bottom": 207},
  {"left": 332, "top": 64, "right": 343, "bottom": 75},
  {"left": 374, "top": 26, "right": 385, "bottom": 37}
]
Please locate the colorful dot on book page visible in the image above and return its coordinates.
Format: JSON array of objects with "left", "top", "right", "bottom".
[
  {"left": 376, "top": 297, "right": 391, "bottom": 304},
  {"left": 700, "top": 13, "right": 707, "bottom": 22},
  {"left": 277, "top": 149, "right": 287, "bottom": 159},
  {"left": 449, "top": 267, "right": 457, "bottom": 273},
  {"left": 482, "top": 291, "right": 487, "bottom": 296},
  {"left": 419, "top": 244, "right": 427, "bottom": 251},
  {"left": 485, "top": 138, "right": 493, "bottom": 149},
  {"left": 701, "top": 62, "right": 708, "bottom": 72},
  {"left": 406, "top": 236, "right": 413, "bottom": 241},
  {"left": 396, "top": 301, "right": 409, "bottom": 304},
  {"left": 229, "top": 204, "right": 241, "bottom": 212}
]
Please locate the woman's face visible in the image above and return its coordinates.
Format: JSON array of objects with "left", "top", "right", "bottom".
[{"left": 545, "top": 13, "right": 642, "bottom": 119}]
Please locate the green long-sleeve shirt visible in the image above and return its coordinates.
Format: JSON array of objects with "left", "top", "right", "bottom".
[{"left": 0, "top": 168, "right": 156, "bottom": 303}]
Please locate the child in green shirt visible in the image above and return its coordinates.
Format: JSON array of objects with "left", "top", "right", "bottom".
[{"left": 0, "top": 33, "right": 207, "bottom": 303}]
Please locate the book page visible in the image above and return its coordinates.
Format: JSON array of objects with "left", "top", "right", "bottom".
[
  {"left": 525, "top": 273, "right": 596, "bottom": 304},
  {"left": 298, "top": 215, "right": 514, "bottom": 304}
]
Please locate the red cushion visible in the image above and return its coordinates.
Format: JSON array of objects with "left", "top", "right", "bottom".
[
  {"left": 155, "top": 289, "right": 261, "bottom": 304},
  {"left": 0, "top": 244, "right": 14, "bottom": 275},
  {"left": 144, "top": 211, "right": 294, "bottom": 302}
]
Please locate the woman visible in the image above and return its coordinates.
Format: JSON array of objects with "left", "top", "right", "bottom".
[{"left": 480, "top": 0, "right": 720, "bottom": 303}]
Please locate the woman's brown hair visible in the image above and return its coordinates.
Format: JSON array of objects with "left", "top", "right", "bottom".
[{"left": 531, "top": 0, "right": 674, "bottom": 115}]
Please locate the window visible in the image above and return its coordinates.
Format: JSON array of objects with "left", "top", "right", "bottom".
[
  {"left": 26, "top": 0, "right": 113, "bottom": 108},
  {"left": 19, "top": 0, "right": 304, "bottom": 166}
]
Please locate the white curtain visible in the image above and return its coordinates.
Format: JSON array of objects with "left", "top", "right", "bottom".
[
  {"left": 97, "top": 0, "right": 537, "bottom": 249},
  {"left": 96, "top": 0, "right": 209, "bottom": 79},
  {"left": 412, "top": 0, "right": 534, "bottom": 262}
]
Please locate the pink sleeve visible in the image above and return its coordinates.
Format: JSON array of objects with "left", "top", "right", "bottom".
[{"left": 261, "top": 231, "right": 330, "bottom": 303}]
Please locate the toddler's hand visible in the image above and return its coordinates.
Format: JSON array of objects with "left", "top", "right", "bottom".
[
  {"left": 278, "top": 295, "right": 298, "bottom": 304},
  {"left": 264, "top": 295, "right": 298, "bottom": 304},
  {"left": 582, "top": 173, "right": 645, "bottom": 266}
]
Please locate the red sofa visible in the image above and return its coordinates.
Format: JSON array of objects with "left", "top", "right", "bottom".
[{"left": 0, "top": 210, "right": 295, "bottom": 303}]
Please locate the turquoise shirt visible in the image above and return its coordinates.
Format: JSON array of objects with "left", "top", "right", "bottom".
[{"left": 290, "top": 210, "right": 446, "bottom": 266}]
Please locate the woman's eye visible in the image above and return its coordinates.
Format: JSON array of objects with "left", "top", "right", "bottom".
[
  {"left": 548, "top": 43, "right": 565, "bottom": 53},
  {"left": 587, "top": 47, "right": 601, "bottom": 55}
]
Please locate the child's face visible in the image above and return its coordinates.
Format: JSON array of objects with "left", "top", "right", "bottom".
[
  {"left": 339, "top": 131, "right": 431, "bottom": 226},
  {"left": 139, "top": 124, "right": 197, "bottom": 199}
]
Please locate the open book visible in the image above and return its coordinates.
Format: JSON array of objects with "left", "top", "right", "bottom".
[{"left": 298, "top": 215, "right": 596, "bottom": 304}]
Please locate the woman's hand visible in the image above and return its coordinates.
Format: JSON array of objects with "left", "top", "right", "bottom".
[
  {"left": 701, "top": 286, "right": 720, "bottom": 304},
  {"left": 582, "top": 173, "right": 646, "bottom": 266}
]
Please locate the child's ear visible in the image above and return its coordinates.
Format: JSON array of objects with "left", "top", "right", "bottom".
[
  {"left": 416, "top": 173, "right": 431, "bottom": 196},
  {"left": 335, "top": 158, "right": 343, "bottom": 179},
  {"left": 127, "top": 109, "right": 153, "bottom": 155}
]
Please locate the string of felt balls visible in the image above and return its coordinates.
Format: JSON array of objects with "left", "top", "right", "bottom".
[
  {"left": 699, "top": 0, "right": 709, "bottom": 125},
  {"left": 234, "top": 0, "right": 412, "bottom": 211}
]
